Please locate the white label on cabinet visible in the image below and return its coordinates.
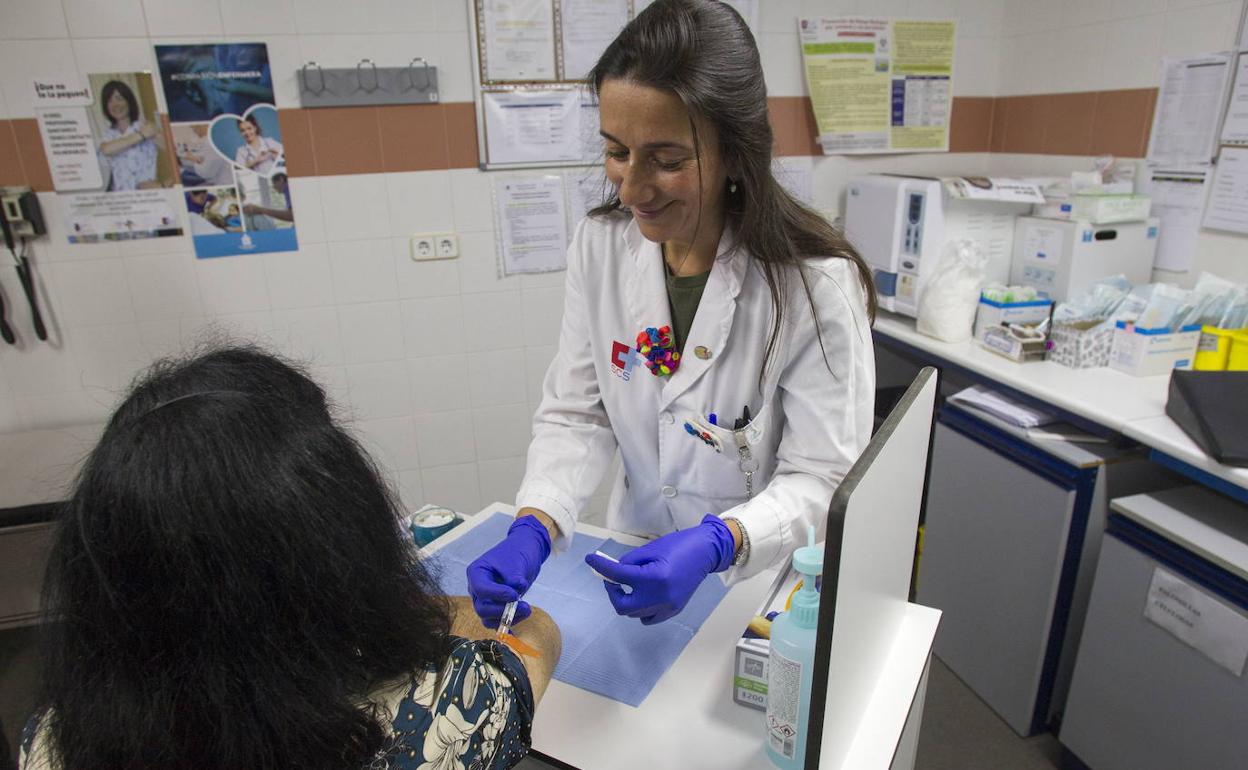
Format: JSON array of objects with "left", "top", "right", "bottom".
[{"left": 1143, "top": 567, "right": 1248, "bottom": 677}]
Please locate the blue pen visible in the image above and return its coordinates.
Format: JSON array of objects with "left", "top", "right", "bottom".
[{"left": 709, "top": 413, "right": 717, "bottom": 426}]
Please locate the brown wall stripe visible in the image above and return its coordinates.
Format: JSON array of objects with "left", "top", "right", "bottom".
[{"left": 0, "top": 91, "right": 1158, "bottom": 191}]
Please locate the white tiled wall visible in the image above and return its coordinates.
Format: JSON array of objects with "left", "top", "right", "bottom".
[
  {"left": 9, "top": 0, "right": 1243, "bottom": 515},
  {"left": 0, "top": 0, "right": 1007, "bottom": 517},
  {"left": 998, "top": 0, "right": 1244, "bottom": 94},
  {"left": 990, "top": 0, "right": 1248, "bottom": 286}
]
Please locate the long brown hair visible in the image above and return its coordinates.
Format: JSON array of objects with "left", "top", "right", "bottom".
[{"left": 588, "top": 0, "right": 876, "bottom": 382}]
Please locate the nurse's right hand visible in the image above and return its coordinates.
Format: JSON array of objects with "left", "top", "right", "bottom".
[{"left": 466, "top": 515, "right": 552, "bottom": 628}]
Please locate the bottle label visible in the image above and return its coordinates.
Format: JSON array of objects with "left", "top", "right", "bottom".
[{"left": 766, "top": 647, "right": 802, "bottom": 759}]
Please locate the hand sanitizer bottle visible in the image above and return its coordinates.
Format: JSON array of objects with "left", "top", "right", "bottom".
[{"left": 765, "top": 526, "right": 822, "bottom": 769}]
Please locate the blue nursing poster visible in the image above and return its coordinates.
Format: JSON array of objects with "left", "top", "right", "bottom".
[{"left": 155, "top": 43, "right": 298, "bottom": 258}]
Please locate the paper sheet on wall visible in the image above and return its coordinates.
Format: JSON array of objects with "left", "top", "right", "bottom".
[
  {"left": 799, "top": 17, "right": 955, "bottom": 155},
  {"left": 484, "top": 89, "right": 590, "bottom": 165},
  {"left": 1144, "top": 567, "right": 1248, "bottom": 677},
  {"left": 495, "top": 175, "right": 569, "bottom": 274},
  {"left": 561, "top": 0, "right": 629, "bottom": 80},
  {"left": 565, "top": 168, "right": 607, "bottom": 236},
  {"left": 1220, "top": 54, "right": 1248, "bottom": 146},
  {"left": 1239, "top": 3, "right": 1248, "bottom": 51},
  {"left": 482, "top": 0, "right": 557, "bottom": 82},
  {"left": 36, "top": 107, "right": 104, "bottom": 191},
  {"left": 1147, "top": 54, "right": 1233, "bottom": 166},
  {"left": 1140, "top": 166, "right": 1211, "bottom": 273},
  {"left": 1202, "top": 146, "right": 1248, "bottom": 234},
  {"left": 428, "top": 512, "right": 731, "bottom": 706},
  {"left": 37, "top": 72, "right": 184, "bottom": 243}
]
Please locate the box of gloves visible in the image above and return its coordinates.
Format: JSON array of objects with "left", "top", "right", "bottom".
[{"left": 733, "top": 566, "right": 802, "bottom": 710}]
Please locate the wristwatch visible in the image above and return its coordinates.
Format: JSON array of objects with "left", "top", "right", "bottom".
[{"left": 724, "top": 517, "right": 750, "bottom": 567}]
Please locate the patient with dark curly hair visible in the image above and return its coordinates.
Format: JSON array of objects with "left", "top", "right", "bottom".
[{"left": 20, "top": 345, "right": 560, "bottom": 770}]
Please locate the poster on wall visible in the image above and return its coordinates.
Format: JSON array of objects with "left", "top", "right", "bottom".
[
  {"left": 33, "top": 72, "right": 184, "bottom": 243},
  {"left": 798, "top": 17, "right": 955, "bottom": 155},
  {"left": 155, "top": 43, "right": 297, "bottom": 258}
]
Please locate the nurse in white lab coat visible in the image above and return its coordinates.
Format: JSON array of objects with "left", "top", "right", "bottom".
[{"left": 467, "top": 0, "right": 877, "bottom": 627}]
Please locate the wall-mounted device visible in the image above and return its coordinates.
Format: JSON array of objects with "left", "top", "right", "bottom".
[{"left": 0, "top": 187, "right": 48, "bottom": 343}]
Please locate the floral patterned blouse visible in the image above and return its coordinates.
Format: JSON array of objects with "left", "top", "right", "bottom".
[{"left": 20, "top": 637, "right": 536, "bottom": 770}]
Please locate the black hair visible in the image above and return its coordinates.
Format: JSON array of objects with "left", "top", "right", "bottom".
[
  {"left": 589, "top": 0, "right": 877, "bottom": 382},
  {"left": 38, "top": 344, "right": 452, "bottom": 769},
  {"left": 99, "top": 80, "right": 140, "bottom": 127},
  {"left": 238, "top": 114, "right": 262, "bottom": 136}
]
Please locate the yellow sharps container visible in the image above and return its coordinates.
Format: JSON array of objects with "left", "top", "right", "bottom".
[
  {"left": 1193, "top": 326, "right": 1234, "bottom": 370},
  {"left": 1227, "top": 330, "right": 1248, "bottom": 371}
]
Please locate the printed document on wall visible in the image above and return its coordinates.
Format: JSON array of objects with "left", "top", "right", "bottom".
[
  {"left": 495, "top": 175, "right": 569, "bottom": 275},
  {"left": 798, "top": 17, "right": 955, "bottom": 155},
  {"left": 482, "top": 0, "right": 557, "bottom": 82},
  {"left": 1220, "top": 54, "right": 1248, "bottom": 146},
  {"left": 484, "top": 89, "right": 585, "bottom": 165},
  {"left": 1202, "top": 146, "right": 1248, "bottom": 234},
  {"left": 40, "top": 71, "right": 183, "bottom": 244},
  {"left": 1147, "top": 54, "right": 1232, "bottom": 166},
  {"left": 561, "top": 0, "right": 628, "bottom": 80},
  {"left": 1141, "top": 166, "right": 1211, "bottom": 272}
]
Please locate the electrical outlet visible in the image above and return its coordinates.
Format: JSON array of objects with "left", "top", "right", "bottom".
[
  {"left": 410, "top": 232, "right": 458, "bottom": 261},
  {"left": 435, "top": 233, "right": 458, "bottom": 258},
  {"left": 410, "top": 235, "right": 438, "bottom": 260}
]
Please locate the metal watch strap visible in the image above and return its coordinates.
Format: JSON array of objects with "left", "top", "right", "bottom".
[{"left": 724, "top": 517, "right": 750, "bottom": 567}]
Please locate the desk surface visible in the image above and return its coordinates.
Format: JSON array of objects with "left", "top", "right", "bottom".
[
  {"left": 432, "top": 505, "right": 938, "bottom": 770},
  {"left": 873, "top": 314, "right": 1170, "bottom": 433},
  {"left": 872, "top": 313, "right": 1248, "bottom": 496},
  {"left": 1123, "top": 415, "right": 1248, "bottom": 493}
]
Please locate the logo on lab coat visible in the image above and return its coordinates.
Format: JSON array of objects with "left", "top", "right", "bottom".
[{"left": 610, "top": 340, "right": 641, "bottom": 381}]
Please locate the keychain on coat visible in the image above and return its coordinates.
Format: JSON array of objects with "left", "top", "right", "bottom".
[{"left": 734, "top": 428, "right": 759, "bottom": 498}]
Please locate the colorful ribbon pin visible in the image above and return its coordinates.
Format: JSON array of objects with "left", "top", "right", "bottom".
[{"left": 636, "top": 325, "right": 680, "bottom": 377}]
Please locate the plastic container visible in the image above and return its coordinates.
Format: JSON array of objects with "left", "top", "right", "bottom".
[
  {"left": 1193, "top": 326, "right": 1235, "bottom": 371},
  {"left": 1228, "top": 330, "right": 1248, "bottom": 371},
  {"left": 765, "top": 527, "right": 823, "bottom": 769},
  {"left": 407, "top": 505, "right": 462, "bottom": 546}
]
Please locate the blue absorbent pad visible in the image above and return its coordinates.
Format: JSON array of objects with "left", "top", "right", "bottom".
[{"left": 425, "top": 512, "right": 730, "bottom": 707}]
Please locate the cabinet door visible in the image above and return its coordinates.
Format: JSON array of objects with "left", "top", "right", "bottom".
[
  {"left": 1061, "top": 533, "right": 1248, "bottom": 770},
  {"left": 916, "top": 421, "right": 1077, "bottom": 736},
  {"left": 0, "top": 521, "right": 55, "bottom": 629}
]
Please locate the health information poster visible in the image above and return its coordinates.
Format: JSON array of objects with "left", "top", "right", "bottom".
[
  {"left": 799, "top": 17, "right": 955, "bottom": 155},
  {"left": 155, "top": 43, "right": 298, "bottom": 259}
]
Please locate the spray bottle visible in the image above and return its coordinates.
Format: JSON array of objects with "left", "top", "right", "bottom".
[{"left": 765, "top": 526, "right": 822, "bottom": 769}]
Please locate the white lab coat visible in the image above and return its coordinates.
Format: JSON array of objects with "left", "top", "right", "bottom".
[{"left": 516, "top": 213, "right": 875, "bottom": 582}]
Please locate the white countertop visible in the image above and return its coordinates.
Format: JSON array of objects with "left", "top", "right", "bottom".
[
  {"left": 873, "top": 313, "right": 1171, "bottom": 433},
  {"left": 1123, "top": 415, "right": 1248, "bottom": 492},
  {"left": 432, "top": 505, "right": 938, "bottom": 770},
  {"left": 873, "top": 313, "right": 1248, "bottom": 498},
  {"left": 1110, "top": 487, "right": 1248, "bottom": 580}
]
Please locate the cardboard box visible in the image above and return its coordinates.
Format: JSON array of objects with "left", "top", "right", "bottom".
[
  {"left": 1049, "top": 319, "right": 1114, "bottom": 368},
  {"left": 1069, "top": 194, "right": 1151, "bottom": 224},
  {"left": 733, "top": 566, "right": 802, "bottom": 710},
  {"left": 973, "top": 296, "right": 1053, "bottom": 341},
  {"left": 1109, "top": 322, "right": 1201, "bottom": 376}
]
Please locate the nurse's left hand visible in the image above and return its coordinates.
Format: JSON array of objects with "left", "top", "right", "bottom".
[{"left": 584, "top": 515, "right": 735, "bottom": 625}]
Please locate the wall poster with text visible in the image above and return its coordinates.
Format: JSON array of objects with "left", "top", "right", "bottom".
[
  {"left": 33, "top": 72, "right": 184, "bottom": 243},
  {"left": 155, "top": 43, "right": 297, "bottom": 258}
]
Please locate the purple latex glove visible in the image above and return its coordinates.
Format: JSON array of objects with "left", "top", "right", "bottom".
[
  {"left": 466, "top": 515, "right": 552, "bottom": 628},
  {"left": 584, "top": 514, "right": 735, "bottom": 625}
]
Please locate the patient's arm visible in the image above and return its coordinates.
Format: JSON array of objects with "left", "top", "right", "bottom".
[{"left": 447, "top": 595, "right": 561, "bottom": 703}]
